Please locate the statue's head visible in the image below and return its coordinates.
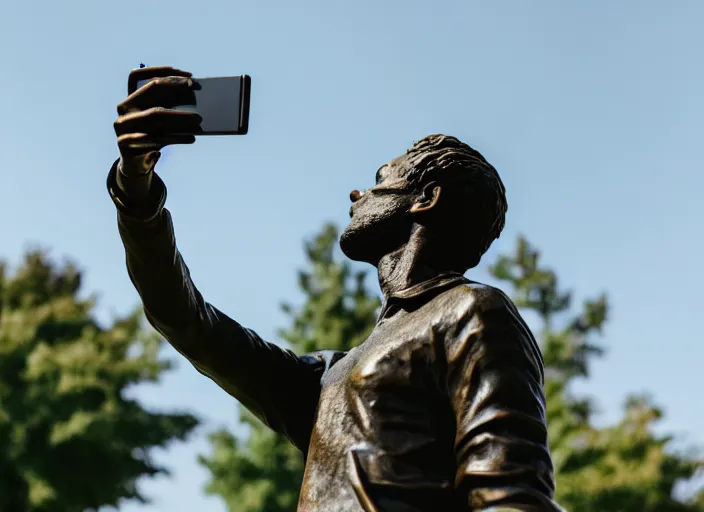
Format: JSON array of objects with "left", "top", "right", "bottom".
[{"left": 340, "top": 134, "right": 507, "bottom": 273}]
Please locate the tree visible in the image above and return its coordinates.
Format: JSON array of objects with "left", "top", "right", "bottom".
[
  {"left": 199, "top": 223, "right": 380, "bottom": 512},
  {"left": 489, "top": 236, "right": 704, "bottom": 511},
  {"left": 0, "top": 250, "right": 199, "bottom": 512},
  {"left": 201, "top": 226, "right": 703, "bottom": 511}
]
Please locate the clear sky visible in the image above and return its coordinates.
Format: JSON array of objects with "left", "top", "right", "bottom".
[{"left": 2, "top": 1, "right": 703, "bottom": 510}]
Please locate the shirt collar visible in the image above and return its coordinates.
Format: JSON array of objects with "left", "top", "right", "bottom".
[{"left": 377, "top": 272, "right": 470, "bottom": 322}]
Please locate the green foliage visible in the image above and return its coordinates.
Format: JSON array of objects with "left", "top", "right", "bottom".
[
  {"left": 201, "top": 227, "right": 703, "bottom": 511},
  {"left": 198, "top": 414, "right": 303, "bottom": 512},
  {"left": 489, "top": 236, "right": 704, "bottom": 511},
  {"left": 0, "top": 250, "right": 199, "bottom": 512},
  {"left": 277, "top": 223, "right": 381, "bottom": 354},
  {"left": 199, "top": 223, "right": 380, "bottom": 512}
]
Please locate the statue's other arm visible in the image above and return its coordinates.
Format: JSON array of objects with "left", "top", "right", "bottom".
[
  {"left": 446, "top": 287, "right": 564, "bottom": 512},
  {"left": 107, "top": 160, "right": 322, "bottom": 453}
]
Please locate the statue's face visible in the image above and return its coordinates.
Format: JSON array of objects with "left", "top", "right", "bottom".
[{"left": 339, "top": 155, "right": 417, "bottom": 265}]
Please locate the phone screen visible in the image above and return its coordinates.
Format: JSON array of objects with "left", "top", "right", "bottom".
[{"left": 136, "top": 75, "right": 250, "bottom": 135}]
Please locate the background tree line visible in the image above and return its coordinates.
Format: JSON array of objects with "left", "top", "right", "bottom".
[{"left": 1, "top": 224, "right": 702, "bottom": 511}]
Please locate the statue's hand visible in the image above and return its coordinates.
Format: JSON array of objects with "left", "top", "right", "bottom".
[{"left": 113, "top": 66, "right": 201, "bottom": 177}]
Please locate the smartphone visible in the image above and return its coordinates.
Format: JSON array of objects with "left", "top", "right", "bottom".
[{"left": 134, "top": 75, "right": 251, "bottom": 135}]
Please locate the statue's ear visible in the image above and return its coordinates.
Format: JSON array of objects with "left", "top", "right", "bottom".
[{"left": 410, "top": 183, "right": 442, "bottom": 215}]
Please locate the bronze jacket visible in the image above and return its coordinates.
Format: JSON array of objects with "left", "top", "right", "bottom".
[{"left": 107, "top": 161, "right": 563, "bottom": 512}]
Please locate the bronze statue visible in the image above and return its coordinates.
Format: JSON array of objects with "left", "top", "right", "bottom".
[{"left": 109, "top": 66, "right": 564, "bottom": 511}]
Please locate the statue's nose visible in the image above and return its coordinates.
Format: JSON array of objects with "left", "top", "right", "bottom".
[{"left": 350, "top": 189, "right": 363, "bottom": 202}]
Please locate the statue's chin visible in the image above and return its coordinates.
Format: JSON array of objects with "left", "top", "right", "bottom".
[
  {"left": 339, "top": 224, "right": 377, "bottom": 265},
  {"left": 339, "top": 226, "right": 362, "bottom": 262},
  {"left": 341, "top": 213, "right": 411, "bottom": 266}
]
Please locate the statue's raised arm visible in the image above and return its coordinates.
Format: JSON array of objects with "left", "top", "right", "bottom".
[{"left": 107, "top": 66, "right": 329, "bottom": 453}]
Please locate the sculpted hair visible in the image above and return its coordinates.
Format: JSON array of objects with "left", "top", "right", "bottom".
[{"left": 404, "top": 134, "right": 507, "bottom": 269}]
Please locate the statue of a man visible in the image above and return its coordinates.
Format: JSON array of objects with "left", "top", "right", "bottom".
[{"left": 109, "top": 66, "right": 563, "bottom": 511}]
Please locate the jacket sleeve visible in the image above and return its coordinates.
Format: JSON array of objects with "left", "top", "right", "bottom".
[
  {"left": 445, "top": 286, "right": 564, "bottom": 512},
  {"left": 106, "top": 160, "right": 322, "bottom": 452}
]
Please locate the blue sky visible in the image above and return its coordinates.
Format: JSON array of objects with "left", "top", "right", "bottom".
[{"left": 2, "top": 1, "right": 703, "bottom": 510}]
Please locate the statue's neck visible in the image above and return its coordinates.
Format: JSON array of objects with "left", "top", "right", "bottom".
[{"left": 376, "top": 227, "right": 441, "bottom": 298}]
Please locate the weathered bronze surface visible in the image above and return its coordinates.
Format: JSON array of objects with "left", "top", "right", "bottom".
[{"left": 109, "top": 66, "right": 563, "bottom": 511}]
